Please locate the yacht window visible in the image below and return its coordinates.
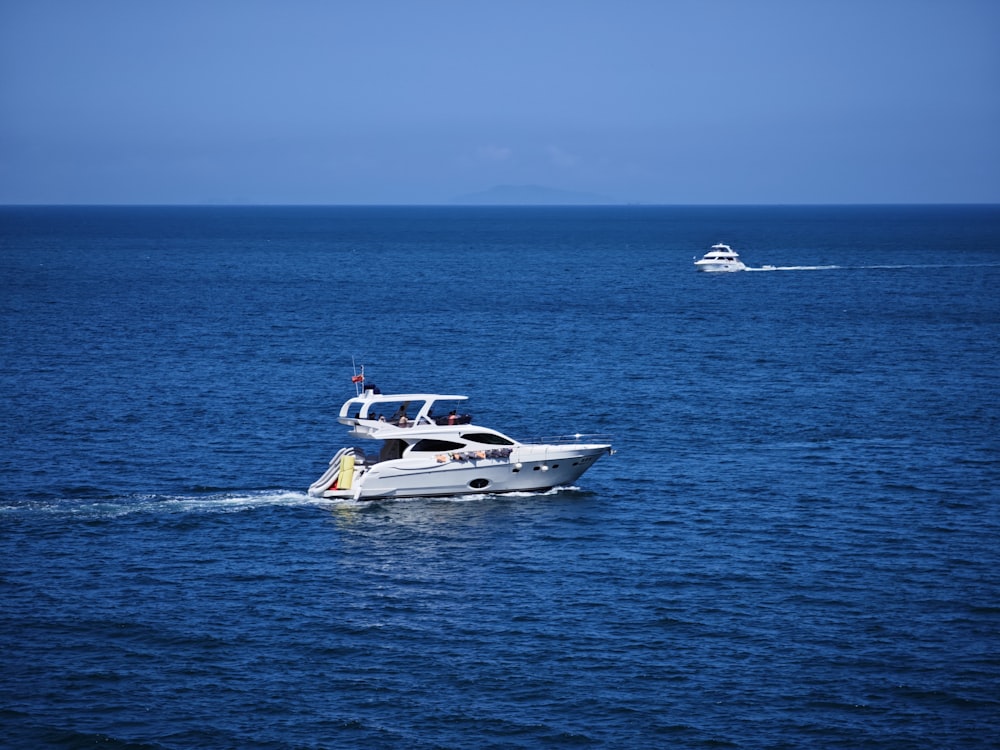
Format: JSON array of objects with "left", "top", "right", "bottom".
[
  {"left": 461, "top": 432, "right": 515, "bottom": 446},
  {"left": 412, "top": 439, "right": 466, "bottom": 452},
  {"left": 372, "top": 400, "right": 427, "bottom": 425}
]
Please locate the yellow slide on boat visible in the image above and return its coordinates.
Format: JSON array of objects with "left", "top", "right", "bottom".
[{"left": 337, "top": 454, "right": 355, "bottom": 490}]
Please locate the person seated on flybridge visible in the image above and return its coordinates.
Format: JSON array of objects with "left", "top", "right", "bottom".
[
  {"left": 435, "top": 409, "right": 472, "bottom": 425},
  {"left": 390, "top": 405, "right": 410, "bottom": 427}
]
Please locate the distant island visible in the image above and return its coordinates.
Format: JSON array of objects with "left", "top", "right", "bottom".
[{"left": 452, "top": 184, "right": 616, "bottom": 205}]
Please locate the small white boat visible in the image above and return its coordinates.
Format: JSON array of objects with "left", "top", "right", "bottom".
[
  {"left": 694, "top": 243, "right": 747, "bottom": 272},
  {"left": 308, "top": 375, "right": 613, "bottom": 501}
]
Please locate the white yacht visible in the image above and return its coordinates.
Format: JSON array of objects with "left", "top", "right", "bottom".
[
  {"left": 694, "top": 243, "right": 747, "bottom": 272},
  {"left": 308, "top": 378, "right": 613, "bottom": 501}
]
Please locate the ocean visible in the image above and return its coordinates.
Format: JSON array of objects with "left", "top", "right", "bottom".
[{"left": 1, "top": 205, "right": 998, "bottom": 748}]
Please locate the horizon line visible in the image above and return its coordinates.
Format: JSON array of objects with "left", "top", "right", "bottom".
[{"left": 2, "top": 201, "right": 999, "bottom": 208}]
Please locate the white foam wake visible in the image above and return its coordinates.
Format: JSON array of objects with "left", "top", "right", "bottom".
[
  {"left": 744, "top": 265, "right": 841, "bottom": 271},
  {"left": 1, "top": 490, "right": 327, "bottom": 518},
  {"left": 1, "top": 486, "right": 584, "bottom": 517}
]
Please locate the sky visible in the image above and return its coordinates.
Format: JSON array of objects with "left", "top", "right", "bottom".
[{"left": 1, "top": 0, "right": 998, "bottom": 204}]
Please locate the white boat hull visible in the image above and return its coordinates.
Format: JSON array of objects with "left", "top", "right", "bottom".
[
  {"left": 314, "top": 444, "right": 609, "bottom": 500},
  {"left": 694, "top": 261, "right": 747, "bottom": 272}
]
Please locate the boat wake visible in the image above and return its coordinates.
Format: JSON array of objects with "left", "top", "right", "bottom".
[
  {"left": 2, "top": 490, "right": 326, "bottom": 518},
  {"left": 2, "top": 486, "right": 586, "bottom": 517},
  {"left": 744, "top": 262, "right": 1000, "bottom": 272},
  {"left": 744, "top": 265, "right": 841, "bottom": 271}
]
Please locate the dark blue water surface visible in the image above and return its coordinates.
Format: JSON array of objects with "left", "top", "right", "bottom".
[{"left": 2, "top": 205, "right": 999, "bottom": 749}]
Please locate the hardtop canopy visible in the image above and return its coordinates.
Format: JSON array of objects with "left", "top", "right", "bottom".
[{"left": 338, "top": 392, "right": 469, "bottom": 423}]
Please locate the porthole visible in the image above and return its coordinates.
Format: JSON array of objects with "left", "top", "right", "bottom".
[{"left": 469, "top": 478, "right": 490, "bottom": 490}]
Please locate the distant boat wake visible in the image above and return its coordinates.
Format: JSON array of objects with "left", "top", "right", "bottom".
[
  {"left": 742, "top": 263, "right": 1000, "bottom": 272},
  {"left": 744, "top": 265, "right": 841, "bottom": 271}
]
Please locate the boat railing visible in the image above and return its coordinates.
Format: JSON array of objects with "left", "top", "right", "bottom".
[{"left": 521, "top": 433, "right": 613, "bottom": 446}]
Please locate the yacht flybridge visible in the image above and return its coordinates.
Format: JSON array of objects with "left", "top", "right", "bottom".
[{"left": 308, "top": 375, "right": 613, "bottom": 501}]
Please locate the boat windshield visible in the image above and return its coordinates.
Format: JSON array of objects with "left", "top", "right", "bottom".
[
  {"left": 342, "top": 396, "right": 472, "bottom": 426},
  {"left": 356, "top": 399, "right": 427, "bottom": 425}
]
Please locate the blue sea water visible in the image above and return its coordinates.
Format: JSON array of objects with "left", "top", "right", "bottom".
[{"left": 1, "top": 205, "right": 999, "bottom": 749}]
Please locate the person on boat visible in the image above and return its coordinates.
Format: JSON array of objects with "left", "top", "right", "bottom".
[{"left": 448, "top": 409, "right": 458, "bottom": 425}]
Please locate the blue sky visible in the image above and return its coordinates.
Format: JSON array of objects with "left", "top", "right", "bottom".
[{"left": 1, "top": 0, "right": 998, "bottom": 204}]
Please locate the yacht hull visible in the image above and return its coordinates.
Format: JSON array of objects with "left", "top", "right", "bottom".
[
  {"left": 317, "top": 444, "right": 609, "bottom": 500},
  {"left": 694, "top": 261, "right": 747, "bottom": 272}
]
